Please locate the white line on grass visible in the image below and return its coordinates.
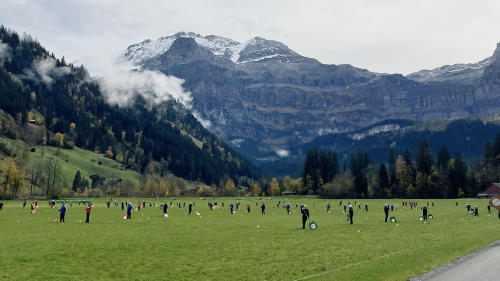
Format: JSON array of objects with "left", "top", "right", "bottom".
[{"left": 293, "top": 224, "right": 500, "bottom": 281}]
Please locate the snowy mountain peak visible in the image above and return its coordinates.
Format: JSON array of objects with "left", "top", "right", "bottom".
[
  {"left": 407, "top": 41, "right": 500, "bottom": 83},
  {"left": 118, "top": 32, "right": 241, "bottom": 65},
  {"left": 117, "top": 33, "right": 308, "bottom": 66}
]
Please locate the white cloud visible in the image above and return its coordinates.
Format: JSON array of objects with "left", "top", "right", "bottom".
[
  {"left": 98, "top": 67, "right": 192, "bottom": 109},
  {"left": 0, "top": 43, "right": 10, "bottom": 64},
  {"left": 230, "top": 139, "right": 244, "bottom": 148},
  {"left": 191, "top": 111, "right": 212, "bottom": 129},
  {"left": 275, "top": 149, "right": 290, "bottom": 157},
  {"left": 18, "top": 58, "right": 71, "bottom": 87}
]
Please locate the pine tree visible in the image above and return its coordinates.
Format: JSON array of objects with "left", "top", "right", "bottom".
[
  {"left": 388, "top": 149, "right": 397, "bottom": 186},
  {"left": 416, "top": 139, "right": 434, "bottom": 175},
  {"left": 72, "top": 171, "right": 81, "bottom": 192},
  {"left": 437, "top": 146, "right": 451, "bottom": 170},
  {"left": 378, "top": 163, "right": 389, "bottom": 191}
]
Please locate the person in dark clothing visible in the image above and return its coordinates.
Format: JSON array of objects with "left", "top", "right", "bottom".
[
  {"left": 474, "top": 206, "right": 479, "bottom": 216},
  {"left": 384, "top": 204, "right": 389, "bottom": 222},
  {"left": 0, "top": 201, "right": 3, "bottom": 210},
  {"left": 189, "top": 202, "right": 192, "bottom": 215},
  {"left": 86, "top": 203, "right": 92, "bottom": 223},
  {"left": 163, "top": 203, "right": 168, "bottom": 215},
  {"left": 488, "top": 205, "right": 491, "bottom": 213},
  {"left": 343, "top": 205, "right": 347, "bottom": 213},
  {"left": 208, "top": 202, "right": 213, "bottom": 210},
  {"left": 339, "top": 200, "right": 342, "bottom": 206},
  {"left": 348, "top": 205, "right": 353, "bottom": 225},
  {"left": 301, "top": 205, "right": 309, "bottom": 229},
  {"left": 365, "top": 203, "right": 368, "bottom": 212},
  {"left": 422, "top": 206, "right": 428, "bottom": 220},
  {"left": 247, "top": 203, "right": 250, "bottom": 213},
  {"left": 466, "top": 204, "right": 471, "bottom": 212},
  {"left": 127, "top": 203, "right": 132, "bottom": 219},
  {"left": 59, "top": 203, "right": 67, "bottom": 222},
  {"left": 122, "top": 201, "right": 124, "bottom": 211},
  {"left": 230, "top": 202, "right": 234, "bottom": 214},
  {"left": 261, "top": 202, "right": 265, "bottom": 214}
]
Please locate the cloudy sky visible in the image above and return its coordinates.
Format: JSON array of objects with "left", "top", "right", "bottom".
[{"left": 2, "top": 0, "right": 500, "bottom": 75}]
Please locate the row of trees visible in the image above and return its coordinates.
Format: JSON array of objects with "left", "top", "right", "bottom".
[{"left": 303, "top": 135, "right": 500, "bottom": 199}]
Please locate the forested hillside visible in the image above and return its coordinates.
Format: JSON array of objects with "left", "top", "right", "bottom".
[{"left": 0, "top": 26, "right": 265, "bottom": 199}]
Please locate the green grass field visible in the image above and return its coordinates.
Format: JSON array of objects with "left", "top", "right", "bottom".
[{"left": 0, "top": 198, "right": 499, "bottom": 280}]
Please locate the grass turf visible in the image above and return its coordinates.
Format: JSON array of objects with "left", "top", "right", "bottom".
[{"left": 0, "top": 198, "right": 498, "bottom": 280}]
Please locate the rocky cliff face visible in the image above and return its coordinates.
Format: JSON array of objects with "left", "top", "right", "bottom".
[{"left": 118, "top": 33, "right": 500, "bottom": 163}]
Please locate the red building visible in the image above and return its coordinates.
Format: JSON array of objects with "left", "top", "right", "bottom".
[{"left": 477, "top": 183, "right": 500, "bottom": 199}]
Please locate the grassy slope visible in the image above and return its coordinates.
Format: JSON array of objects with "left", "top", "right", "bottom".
[
  {"left": 0, "top": 198, "right": 498, "bottom": 280},
  {"left": 170, "top": 122, "right": 204, "bottom": 149},
  {"left": 0, "top": 135, "right": 142, "bottom": 186},
  {"left": 29, "top": 145, "right": 142, "bottom": 185}
]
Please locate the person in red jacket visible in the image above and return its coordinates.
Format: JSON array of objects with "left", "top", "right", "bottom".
[
  {"left": 247, "top": 203, "right": 250, "bottom": 213},
  {"left": 85, "top": 203, "right": 92, "bottom": 223},
  {"left": 138, "top": 201, "right": 141, "bottom": 211}
]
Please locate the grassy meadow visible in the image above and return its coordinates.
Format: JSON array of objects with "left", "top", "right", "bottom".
[{"left": 0, "top": 197, "right": 499, "bottom": 280}]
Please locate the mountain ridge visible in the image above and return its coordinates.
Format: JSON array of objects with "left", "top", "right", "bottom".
[{"left": 112, "top": 33, "right": 500, "bottom": 172}]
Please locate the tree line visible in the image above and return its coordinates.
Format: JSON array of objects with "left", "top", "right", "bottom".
[{"left": 301, "top": 135, "right": 500, "bottom": 199}]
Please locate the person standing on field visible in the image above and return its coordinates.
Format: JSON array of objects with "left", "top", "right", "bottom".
[
  {"left": 301, "top": 205, "right": 310, "bottom": 229},
  {"left": 127, "top": 203, "right": 132, "bottom": 219},
  {"left": 230, "top": 202, "right": 234, "bottom": 214},
  {"left": 85, "top": 203, "right": 92, "bottom": 223},
  {"left": 0, "top": 201, "right": 3, "bottom": 210},
  {"left": 384, "top": 204, "right": 389, "bottom": 222},
  {"left": 422, "top": 206, "right": 428, "bottom": 220},
  {"left": 163, "top": 202, "right": 168, "bottom": 215},
  {"left": 349, "top": 205, "right": 354, "bottom": 225},
  {"left": 488, "top": 205, "right": 491, "bottom": 213},
  {"left": 189, "top": 202, "right": 192, "bottom": 215},
  {"left": 138, "top": 201, "right": 141, "bottom": 211},
  {"left": 122, "top": 201, "right": 124, "bottom": 211},
  {"left": 59, "top": 203, "right": 67, "bottom": 222},
  {"left": 247, "top": 203, "right": 250, "bottom": 213},
  {"left": 261, "top": 202, "right": 265, "bottom": 214},
  {"left": 327, "top": 203, "right": 331, "bottom": 213},
  {"left": 365, "top": 203, "right": 368, "bottom": 212}
]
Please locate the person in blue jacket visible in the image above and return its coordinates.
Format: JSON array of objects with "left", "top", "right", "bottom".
[
  {"left": 230, "top": 202, "right": 234, "bottom": 214},
  {"left": 23, "top": 200, "right": 26, "bottom": 208},
  {"left": 327, "top": 203, "right": 330, "bottom": 212},
  {"left": 127, "top": 203, "right": 133, "bottom": 219},
  {"left": 59, "top": 203, "right": 67, "bottom": 222}
]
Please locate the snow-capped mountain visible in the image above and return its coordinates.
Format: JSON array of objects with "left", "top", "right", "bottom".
[
  {"left": 407, "top": 42, "right": 500, "bottom": 83},
  {"left": 117, "top": 32, "right": 309, "bottom": 66}
]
